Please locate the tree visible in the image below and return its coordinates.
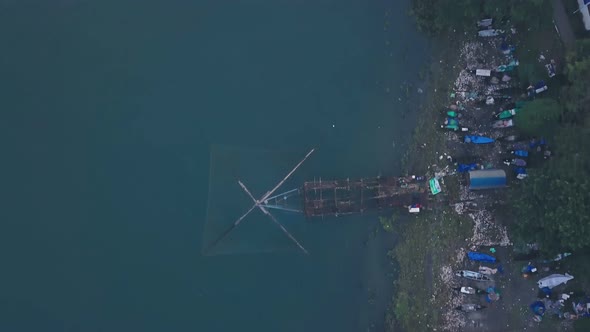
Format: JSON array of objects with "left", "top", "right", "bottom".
[
  {"left": 509, "top": 0, "right": 550, "bottom": 29},
  {"left": 410, "top": 0, "right": 481, "bottom": 35},
  {"left": 510, "top": 126, "right": 590, "bottom": 253},
  {"left": 563, "top": 57, "right": 590, "bottom": 116},
  {"left": 410, "top": 0, "right": 551, "bottom": 36},
  {"left": 514, "top": 98, "right": 562, "bottom": 136}
]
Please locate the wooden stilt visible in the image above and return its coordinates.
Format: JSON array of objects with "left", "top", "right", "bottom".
[{"left": 205, "top": 149, "right": 314, "bottom": 254}]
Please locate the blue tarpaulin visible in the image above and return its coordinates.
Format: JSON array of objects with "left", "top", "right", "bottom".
[
  {"left": 530, "top": 301, "right": 546, "bottom": 315},
  {"left": 535, "top": 80, "right": 546, "bottom": 89},
  {"left": 468, "top": 251, "right": 497, "bottom": 263},
  {"left": 464, "top": 135, "right": 494, "bottom": 144},
  {"left": 512, "top": 150, "right": 528, "bottom": 157},
  {"left": 457, "top": 163, "right": 478, "bottom": 173}
]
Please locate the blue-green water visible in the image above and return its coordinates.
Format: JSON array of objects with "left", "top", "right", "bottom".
[{"left": 0, "top": 1, "right": 429, "bottom": 331}]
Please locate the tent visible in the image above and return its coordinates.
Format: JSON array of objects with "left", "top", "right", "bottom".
[{"left": 468, "top": 169, "right": 507, "bottom": 190}]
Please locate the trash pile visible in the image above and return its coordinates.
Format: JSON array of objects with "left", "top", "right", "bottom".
[
  {"left": 430, "top": 18, "right": 559, "bottom": 331},
  {"left": 520, "top": 253, "right": 590, "bottom": 324}
]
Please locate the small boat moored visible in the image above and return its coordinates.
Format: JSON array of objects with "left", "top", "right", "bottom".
[
  {"left": 453, "top": 286, "right": 486, "bottom": 295},
  {"left": 456, "top": 270, "right": 492, "bottom": 282},
  {"left": 493, "top": 119, "right": 514, "bottom": 128},
  {"left": 464, "top": 135, "right": 495, "bottom": 144},
  {"left": 456, "top": 303, "right": 486, "bottom": 312}
]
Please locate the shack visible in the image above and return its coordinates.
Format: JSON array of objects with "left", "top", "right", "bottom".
[{"left": 468, "top": 169, "right": 507, "bottom": 190}]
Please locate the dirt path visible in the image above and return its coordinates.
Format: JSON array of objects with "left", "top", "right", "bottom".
[{"left": 552, "top": 0, "right": 576, "bottom": 49}]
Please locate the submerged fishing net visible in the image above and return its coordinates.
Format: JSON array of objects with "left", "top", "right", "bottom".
[{"left": 202, "top": 145, "right": 311, "bottom": 255}]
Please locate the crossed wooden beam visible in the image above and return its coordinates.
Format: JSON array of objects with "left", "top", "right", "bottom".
[{"left": 205, "top": 148, "right": 315, "bottom": 254}]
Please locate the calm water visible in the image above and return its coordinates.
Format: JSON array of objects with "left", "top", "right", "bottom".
[{"left": 0, "top": 1, "right": 429, "bottom": 331}]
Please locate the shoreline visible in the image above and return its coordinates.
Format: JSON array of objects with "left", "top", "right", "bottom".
[
  {"left": 385, "top": 5, "right": 580, "bottom": 331},
  {"left": 385, "top": 30, "right": 471, "bottom": 331},
  {"left": 385, "top": 19, "right": 565, "bottom": 330}
]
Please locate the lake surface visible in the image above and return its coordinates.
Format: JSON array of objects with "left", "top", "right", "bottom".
[{"left": 0, "top": 1, "right": 429, "bottom": 331}]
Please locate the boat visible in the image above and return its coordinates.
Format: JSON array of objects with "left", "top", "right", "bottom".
[
  {"left": 479, "top": 266, "right": 498, "bottom": 275},
  {"left": 537, "top": 273, "right": 574, "bottom": 289},
  {"left": 494, "top": 108, "right": 519, "bottom": 119},
  {"left": 453, "top": 286, "right": 486, "bottom": 295},
  {"left": 456, "top": 304, "right": 486, "bottom": 312},
  {"left": 503, "top": 158, "right": 527, "bottom": 167},
  {"left": 477, "top": 18, "right": 493, "bottom": 28},
  {"left": 478, "top": 29, "right": 503, "bottom": 37},
  {"left": 441, "top": 118, "right": 460, "bottom": 131},
  {"left": 497, "top": 60, "right": 519, "bottom": 72},
  {"left": 464, "top": 135, "right": 495, "bottom": 144},
  {"left": 528, "top": 81, "right": 548, "bottom": 97},
  {"left": 456, "top": 270, "right": 492, "bottom": 281},
  {"left": 492, "top": 119, "right": 514, "bottom": 128},
  {"left": 511, "top": 150, "right": 529, "bottom": 157},
  {"left": 500, "top": 42, "right": 516, "bottom": 55},
  {"left": 545, "top": 60, "right": 556, "bottom": 78},
  {"left": 499, "top": 135, "right": 519, "bottom": 142}
]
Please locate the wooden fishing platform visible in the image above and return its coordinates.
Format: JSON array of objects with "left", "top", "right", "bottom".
[
  {"left": 302, "top": 176, "right": 429, "bottom": 218},
  {"left": 206, "top": 148, "right": 434, "bottom": 254}
]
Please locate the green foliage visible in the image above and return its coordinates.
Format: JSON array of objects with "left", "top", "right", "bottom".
[
  {"left": 570, "top": 39, "right": 590, "bottom": 59},
  {"left": 510, "top": 126, "right": 590, "bottom": 253},
  {"left": 380, "top": 212, "right": 400, "bottom": 233},
  {"left": 379, "top": 216, "right": 394, "bottom": 233},
  {"left": 507, "top": 0, "right": 551, "bottom": 30},
  {"left": 410, "top": 0, "right": 481, "bottom": 35},
  {"left": 563, "top": 52, "right": 590, "bottom": 116},
  {"left": 514, "top": 98, "right": 562, "bottom": 136},
  {"left": 509, "top": 37, "right": 590, "bottom": 255},
  {"left": 482, "top": 0, "right": 551, "bottom": 31},
  {"left": 393, "top": 291, "right": 411, "bottom": 327},
  {"left": 574, "top": 318, "right": 590, "bottom": 332},
  {"left": 386, "top": 211, "right": 470, "bottom": 331},
  {"left": 387, "top": 214, "right": 433, "bottom": 332},
  {"left": 410, "top": 0, "right": 551, "bottom": 36},
  {"left": 517, "top": 63, "right": 545, "bottom": 87}
]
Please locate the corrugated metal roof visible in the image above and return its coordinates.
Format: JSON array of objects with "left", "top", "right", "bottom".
[{"left": 468, "top": 169, "right": 507, "bottom": 190}]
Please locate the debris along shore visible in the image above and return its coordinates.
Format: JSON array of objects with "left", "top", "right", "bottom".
[{"left": 386, "top": 17, "right": 572, "bottom": 332}]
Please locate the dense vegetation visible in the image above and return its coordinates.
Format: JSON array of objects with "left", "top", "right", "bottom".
[
  {"left": 385, "top": 2, "right": 590, "bottom": 330},
  {"left": 510, "top": 40, "right": 590, "bottom": 254},
  {"left": 410, "top": 0, "right": 590, "bottom": 254},
  {"left": 410, "top": 0, "right": 551, "bottom": 35}
]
